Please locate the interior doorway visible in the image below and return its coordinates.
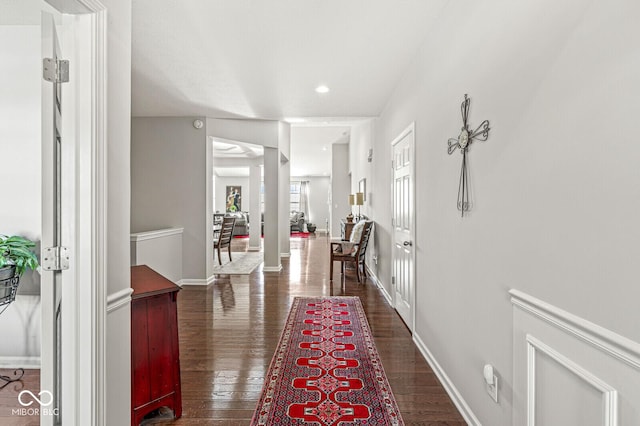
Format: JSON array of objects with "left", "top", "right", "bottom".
[
  {"left": 391, "top": 123, "right": 416, "bottom": 332},
  {"left": 0, "top": 1, "right": 108, "bottom": 424}
]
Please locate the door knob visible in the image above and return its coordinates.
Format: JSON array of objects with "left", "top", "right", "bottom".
[{"left": 403, "top": 241, "right": 412, "bottom": 246}]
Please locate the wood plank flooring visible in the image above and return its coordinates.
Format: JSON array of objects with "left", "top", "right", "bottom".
[
  {"left": 0, "top": 369, "right": 40, "bottom": 426},
  {"left": 0, "top": 234, "right": 466, "bottom": 425},
  {"left": 153, "top": 234, "right": 466, "bottom": 425}
]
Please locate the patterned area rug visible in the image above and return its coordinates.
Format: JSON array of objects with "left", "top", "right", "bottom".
[
  {"left": 252, "top": 296, "right": 404, "bottom": 425},
  {"left": 212, "top": 252, "right": 263, "bottom": 275}
]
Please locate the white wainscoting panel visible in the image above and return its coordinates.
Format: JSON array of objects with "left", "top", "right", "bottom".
[
  {"left": 511, "top": 290, "right": 640, "bottom": 426},
  {"left": 131, "top": 228, "right": 183, "bottom": 282},
  {"left": 527, "top": 335, "right": 617, "bottom": 426}
]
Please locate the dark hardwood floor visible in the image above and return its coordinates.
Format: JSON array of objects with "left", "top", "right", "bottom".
[
  {"left": 0, "top": 369, "right": 40, "bottom": 426},
  {"left": 154, "top": 234, "right": 466, "bottom": 425},
  {"left": 0, "top": 234, "right": 466, "bottom": 425}
]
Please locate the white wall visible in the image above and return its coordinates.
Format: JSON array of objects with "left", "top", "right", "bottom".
[
  {"left": 214, "top": 176, "right": 251, "bottom": 213},
  {"left": 0, "top": 25, "right": 42, "bottom": 365},
  {"left": 347, "top": 120, "right": 378, "bottom": 270},
  {"left": 368, "top": 1, "right": 640, "bottom": 424},
  {"left": 103, "top": 0, "right": 133, "bottom": 424},
  {"left": 291, "top": 176, "right": 330, "bottom": 231},
  {"left": 330, "top": 144, "right": 350, "bottom": 237},
  {"left": 131, "top": 117, "right": 208, "bottom": 282}
]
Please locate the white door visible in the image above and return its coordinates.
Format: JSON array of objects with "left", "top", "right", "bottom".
[{"left": 391, "top": 123, "right": 415, "bottom": 331}]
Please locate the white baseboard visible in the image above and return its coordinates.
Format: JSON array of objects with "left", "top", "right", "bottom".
[
  {"left": 413, "top": 333, "right": 481, "bottom": 426},
  {"left": 248, "top": 246, "right": 261, "bottom": 252},
  {"left": 365, "top": 265, "right": 393, "bottom": 306},
  {"left": 0, "top": 356, "right": 40, "bottom": 369},
  {"left": 263, "top": 265, "right": 283, "bottom": 272},
  {"left": 179, "top": 275, "right": 216, "bottom": 286},
  {"left": 281, "top": 252, "right": 291, "bottom": 258}
]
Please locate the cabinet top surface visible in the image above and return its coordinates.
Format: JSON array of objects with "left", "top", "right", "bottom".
[{"left": 131, "top": 265, "right": 181, "bottom": 299}]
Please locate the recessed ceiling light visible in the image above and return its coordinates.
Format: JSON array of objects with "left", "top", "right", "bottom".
[
  {"left": 322, "top": 146, "right": 328, "bottom": 151},
  {"left": 315, "top": 85, "right": 330, "bottom": 94}
]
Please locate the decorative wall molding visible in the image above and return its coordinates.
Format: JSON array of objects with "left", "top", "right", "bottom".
[
  {"left": 0, "top": 356, "right": 41, "bottom": 369},
  {"left": 130, "top": 227, "right": 184, "bottom": 242},
  {"left": 413, "top": 333, "right": 482, "bottom": 426},
  {"left": 526, "top": 334, "right": 618, "bottom": 426},
  {"left": 510, "top": 290, "right": 640, "bottom": 370},
  {"left": 106, "top": 288, "right": 133, "bottom": 314}
]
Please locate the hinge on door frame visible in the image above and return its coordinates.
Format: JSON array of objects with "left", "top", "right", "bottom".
[
  {"left": 391, "top": 159, "right": 394, "bottom": 169},
  {"left": 43, "top": 58, "right": 69, "bottom": 83},
  {"left": 42, "top": 246, "right": 70, "bottom": 271},
  {"left": 391, "top": 276, "right": 396, "bottom": 285}
]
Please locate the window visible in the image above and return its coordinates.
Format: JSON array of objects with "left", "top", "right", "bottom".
[
  {"left": 290, "top": 181, "right": 301, "bottom": 212},
  {"left": 260, "top": 180, "right": 301, "bottom": 213}
]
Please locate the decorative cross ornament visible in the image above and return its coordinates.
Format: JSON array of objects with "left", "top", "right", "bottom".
[{"left": 447, "top": 94, "right": 490, "bottom": 216}]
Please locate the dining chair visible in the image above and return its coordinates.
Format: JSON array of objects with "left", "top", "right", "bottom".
[{"left": 214, "top": 216, "right": 236, "bottom": 265}]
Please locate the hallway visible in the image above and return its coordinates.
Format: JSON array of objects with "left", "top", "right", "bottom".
[{"left": 159, "top": 234, "right": 465, "bottom": 425}]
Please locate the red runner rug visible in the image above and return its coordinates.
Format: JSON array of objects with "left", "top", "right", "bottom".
[{"left": 251, "top": 296, "right": 404, "bottom": 425}]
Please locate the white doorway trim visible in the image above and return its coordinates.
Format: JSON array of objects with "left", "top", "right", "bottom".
[
  {"left": 41, "top": 1, "right": 108, "bottom": 425},
  {"left": 390, "top": 122, "right": 416, "bottom": 333}
]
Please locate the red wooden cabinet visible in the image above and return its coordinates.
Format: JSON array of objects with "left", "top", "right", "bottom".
[{"left": 131, "top": 265, "right": 182, "bottom": 425}]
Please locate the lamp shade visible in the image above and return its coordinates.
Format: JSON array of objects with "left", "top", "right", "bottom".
[
  {"left": 349, "top": 194, "right": 355, "bottom": 205},
  {"left": 355, "top": 192, "right": 364, "bottom": 206}
]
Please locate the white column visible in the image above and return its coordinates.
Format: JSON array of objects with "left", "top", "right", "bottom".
[
  {"left": 280, "top": 156, "right": 290, "bottom": 257},
  {"left": 248, "top": 163, "right": 261, "bottom": 251},
  {"left": 263, "top": 147, "right": 281, "bottom": 271}
]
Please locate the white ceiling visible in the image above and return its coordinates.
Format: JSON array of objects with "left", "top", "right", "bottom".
[
  {"left": 212, "top": 139, "right": 263, "bottom": 159},
  {"left": 290, "top": 126, "right": 349, "bottom": 176},
  {"left": 132, "top": 1, "right": 447, "bottom": 176},
  {"left": 131, "top": 0, "right": 448, "bottom": 119}
]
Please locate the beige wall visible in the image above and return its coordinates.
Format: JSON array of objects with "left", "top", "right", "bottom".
[
  {"left": 367, "top": 0, "right": 640, "bottom": 424},
  {"left": 131, "top": 117, "right": 209, "bottom": 282},
  {"left": 103, "top": 0, "right": 133, "bottom": 424}
]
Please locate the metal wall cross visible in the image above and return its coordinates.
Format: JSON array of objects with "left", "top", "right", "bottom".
[{"left": 447, "top": 94, "right": 490, "bottom": 217}]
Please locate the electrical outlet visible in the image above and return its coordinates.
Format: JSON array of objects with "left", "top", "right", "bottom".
[{"left": 486, "top": 374, "right": 498, "bottom": 403}]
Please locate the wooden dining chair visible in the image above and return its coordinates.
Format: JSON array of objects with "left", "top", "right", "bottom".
[
  {"left": 330, "top": 220, "right": 373, "bottom": 282},
  {"left": 214, "top": 216, "right": 236, "bottom": 265}
]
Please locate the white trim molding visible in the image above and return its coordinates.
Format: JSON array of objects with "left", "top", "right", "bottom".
[
  {"left": 526, "top": 335, "right": 618, "bottom": 426},
  {"left": 130, "top": 227, "right": 184, "bottom": 242},
  {"left": 263, "top": 265, "right": 283, "bottom": 272},
  {"left": 0, "top": 356, "right": 41, "bottom": 369},
  {"left": 178, "top": 275, "right": 216, "bottom": 286},
  {"left": 106, "top": 288, "right": 133, "bottom": 314},
  {"left": 413, "top": 333, "right": 482, "bottom": 426},
  {"left": 365, "top": 265, "right": 393, "bottom": 306},
  {"left": 510, "top": 290, "right": 640, "bottom": 370}
]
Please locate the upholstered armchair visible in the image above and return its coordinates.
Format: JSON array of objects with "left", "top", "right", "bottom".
[{"left": 290, "top": 211, "right": 305, "bottom": 232}]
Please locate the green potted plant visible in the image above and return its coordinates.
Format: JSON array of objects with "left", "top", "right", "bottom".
[{"left": 0, "top": 235, "right": 39, "bottom": 281}]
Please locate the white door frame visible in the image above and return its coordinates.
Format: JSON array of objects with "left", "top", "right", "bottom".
[
  {"left": 41, "top": 1, "right": 108, "bottom": 425},
  {"left": 390, "top": 122, "right": 416, "bottom": 332}
]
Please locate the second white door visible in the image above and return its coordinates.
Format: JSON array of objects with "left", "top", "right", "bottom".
[{"left": 391, "top": 123, "right": 415, "bottom": 331}]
